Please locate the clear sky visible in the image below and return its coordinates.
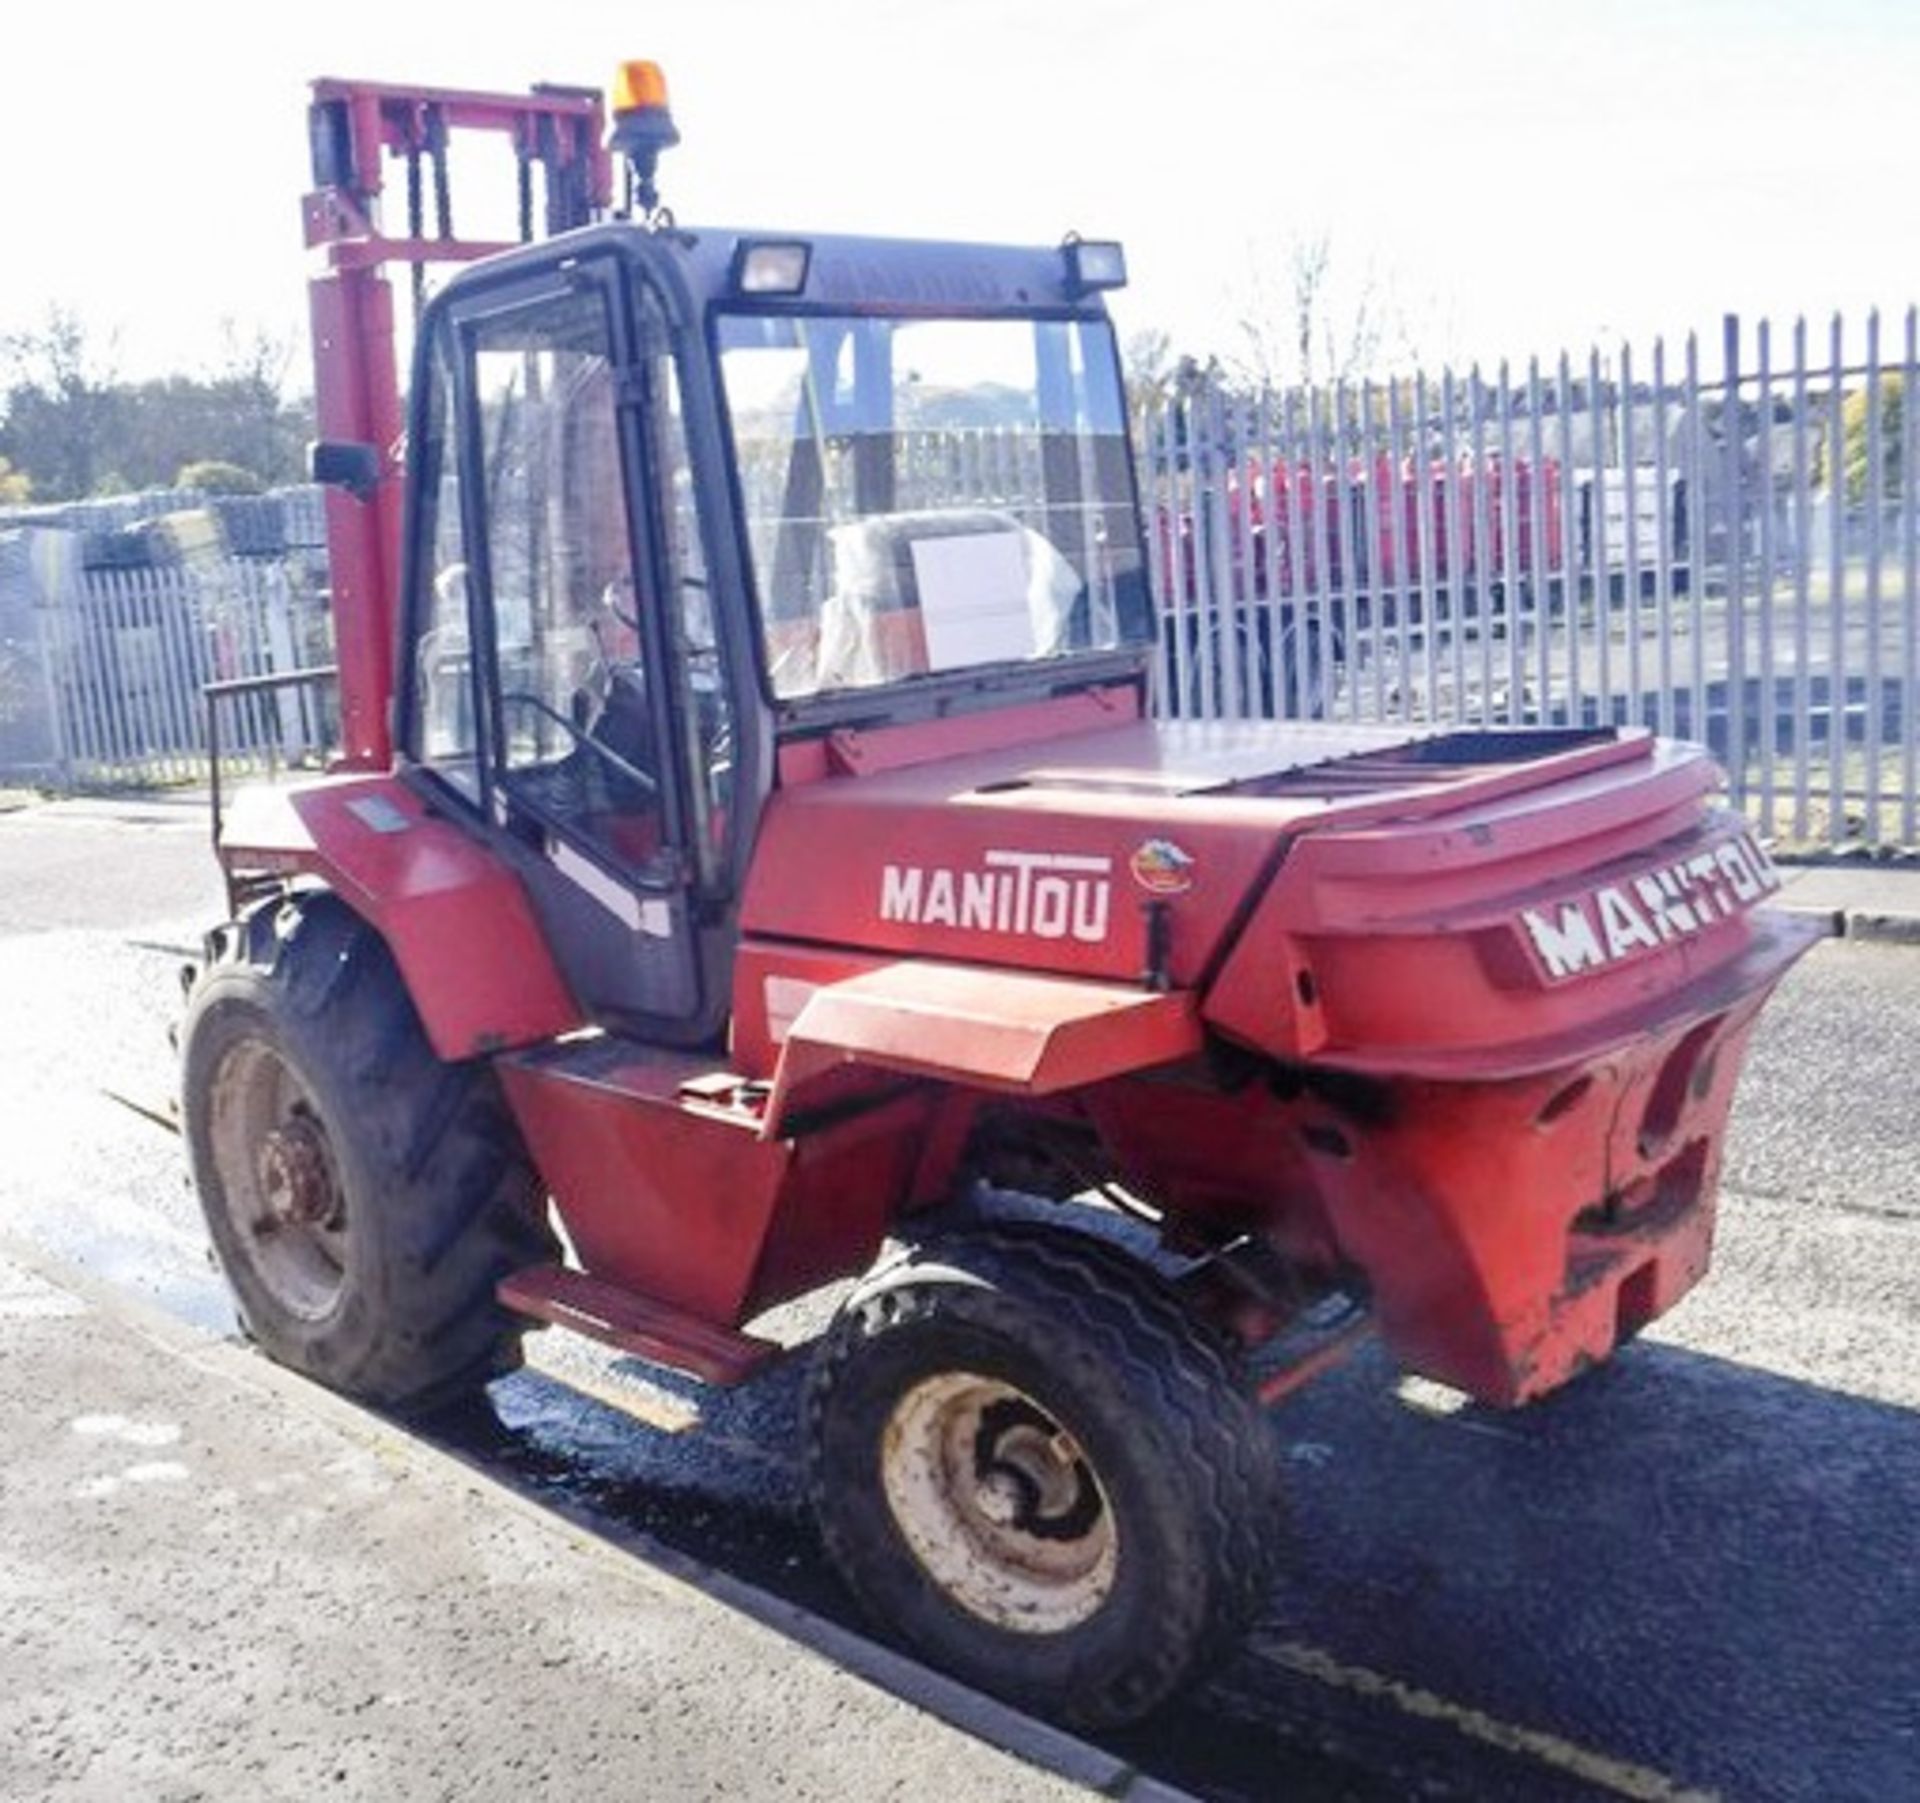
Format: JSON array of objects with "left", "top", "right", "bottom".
[{"left": 3, "top": 0, "right": 1916, "bottom": 386}]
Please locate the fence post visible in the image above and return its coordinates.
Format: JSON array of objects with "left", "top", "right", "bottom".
[
  {"left": 1827, "top": 315, "right": 1846, "bottom": 839},
  {"left": 1904, "top": 305, "right": 1918, "bottom": 847},
  {"left": 1586, "top": 352, "right": 1611, "bottom": 728},
  {"left": 1791, "top": 317, "right": 1813, "bottom": 840},
  {"left": 1756, "top": 319, "right": 1777, "bottom": 835},
  {"left": 32, "top": 599, "right": 72, "bottom": 789},
  {"left": 1722, "top": 313, "right": 1747, "bottom": 804},
  {"left": 1864, "top": 308, "right": 1885, "bottom": 842}
]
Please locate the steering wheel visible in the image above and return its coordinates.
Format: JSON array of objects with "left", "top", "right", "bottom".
[{"left": 498, "top": 689, "right": 660, "bottom": 797}]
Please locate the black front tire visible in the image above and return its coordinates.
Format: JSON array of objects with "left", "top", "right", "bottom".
[
  {"left": 805, "top": 1223, "right": 1280, "bottom": 1728},
  {"left": 180, "top": 894, "right": 553, "bottom": 1414}
]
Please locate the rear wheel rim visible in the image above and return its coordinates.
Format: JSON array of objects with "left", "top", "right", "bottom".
[
  {"left": 880, "top": 1370, "right": 1117, "bottom": 1634},
  {"left": 206, "top": 1037, "right": 350, "bottom": 1323}
]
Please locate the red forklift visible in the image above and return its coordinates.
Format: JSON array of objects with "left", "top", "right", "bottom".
[{"left": 181, "top": 63, "right": 1821, "bottom": 1728}]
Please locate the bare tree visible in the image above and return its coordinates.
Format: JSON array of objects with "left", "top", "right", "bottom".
[
  {"left": 3, "top": 305, "right": 119, "bottom": 395},
  {"left": 0, "top": 307, "right": 124, "bottom": 498},
  {"left": 1122, "top": 327, "right": 1176, "bottom": 422},
  {"left": 210, "top": 318, "right": 298, "bottom": 395},
  {"left": 1230, "top": 232, "right": 1412, "bottom": 393}
]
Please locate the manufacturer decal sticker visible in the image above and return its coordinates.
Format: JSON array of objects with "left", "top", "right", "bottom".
[
  {"left": 878, "top": 849, "right": 1112, "bottom": 943},
  {"left": 1520, "top": 831, "right": 1782, "bottom": 981},
  {"left": 1130, "top": 838, "right": 1196, "bottom": 896}
]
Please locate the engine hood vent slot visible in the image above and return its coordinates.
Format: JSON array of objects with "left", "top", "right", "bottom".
[
  {"left": 970, "top": 726, "right": 1623, "bottom": 802},
  {"left": 1225, "top": 727, "right": 1622, "bottom": 800}
]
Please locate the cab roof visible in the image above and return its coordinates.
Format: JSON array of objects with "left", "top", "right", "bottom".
[{"left": 438, "top": 220, "right": 1116, "bottom": 320}]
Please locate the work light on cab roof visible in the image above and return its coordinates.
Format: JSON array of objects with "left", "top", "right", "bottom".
[
  {"left": 609, "top": 58, "right": 679, "bottom": 218},
  {"left": 1062, "top": 236, "right": 1127, "bottom": 295}
]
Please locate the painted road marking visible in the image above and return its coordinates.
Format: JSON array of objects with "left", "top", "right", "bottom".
[{"left": 1260, "top": 1637, "right": 1718, "bottom": 1803}]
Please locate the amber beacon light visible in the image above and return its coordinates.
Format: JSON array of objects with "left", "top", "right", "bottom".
[
  {"left": 610, "top": 59, "right": 680, "bottom": 212},
  {"left": 613, "top": 59, "right": 673, "bottom": 117}
]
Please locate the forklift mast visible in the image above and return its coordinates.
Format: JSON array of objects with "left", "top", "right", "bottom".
[{"left": 302, "top": 77, "right": 614, "bottom": 768}]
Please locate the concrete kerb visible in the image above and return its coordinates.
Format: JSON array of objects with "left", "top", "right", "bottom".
[
  {"left": 1772, "top": 858, "right": 1920, "bottom": 948},
  {"left": 1842, "top": 912, "right": 1920, "bottom": 945},
  {"left": 0, "top": 1230, "right": 1175, "bottom": 1803}
]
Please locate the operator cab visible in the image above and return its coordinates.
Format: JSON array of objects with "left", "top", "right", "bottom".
[{"left": 397, "top": 213, "right": 1149, "bottom": 1045}]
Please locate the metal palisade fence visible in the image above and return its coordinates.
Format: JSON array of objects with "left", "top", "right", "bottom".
[
  {"left": 0, "top": 490, "right": 337, "bottom": 788},
  {"left": 1140, "top": 310, "right": 1919, "bottom": 849}
]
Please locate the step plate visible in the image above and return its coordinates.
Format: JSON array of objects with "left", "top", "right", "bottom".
[{"left": 498, "top": 1264, "right": 781, "bottom": 1387}]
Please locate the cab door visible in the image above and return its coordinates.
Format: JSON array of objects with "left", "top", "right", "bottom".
[{"left": 413, "top": 260, "right": 732, "bottom": 1035}]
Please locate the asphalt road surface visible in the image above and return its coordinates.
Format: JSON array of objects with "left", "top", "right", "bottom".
[{"left": 2, "top": 791, "right": 1915, "bottom": 1802}]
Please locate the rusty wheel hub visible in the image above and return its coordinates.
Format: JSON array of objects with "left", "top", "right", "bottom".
[
  {"left": 209, "top": 1038, "right": 351, "bottom": 1322},
  {"left": 257, "top": 1115, "right": 340, "bottom": 1232},
  {"left": 880, "top": 1371, "right": 1116, "bottom": 1634}
]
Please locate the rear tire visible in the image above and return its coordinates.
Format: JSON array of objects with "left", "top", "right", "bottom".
[
  {"left": 180, "top": 893, "right": 552, "bottom": 1414},
  {"left": 805, "top": 1222, "right": 1279, "bottom": 1727}
]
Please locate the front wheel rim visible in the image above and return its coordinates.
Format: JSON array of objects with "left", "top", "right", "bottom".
[
  {"left": 880, "top": 1370, "right": 1118, "bottom": 1634},
  {"left": 206, "top": 1036, "right": 350, "bottom": 1323}
]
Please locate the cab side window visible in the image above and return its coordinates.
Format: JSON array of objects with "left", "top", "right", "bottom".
[
  {"left": 410, "top": 337, "right": 483, "bottom": 798},
  {"left": 471, "top": 290, "right": 666, "bottom": 874},
  {"left": 645, "top": 352, "right": 734, "bottom": 885}
]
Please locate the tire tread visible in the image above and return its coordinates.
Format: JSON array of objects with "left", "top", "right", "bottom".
[
  {"left": 183, "top": 892, "right": 551, "bottom": 1415},
  {"left": 804, "top": 1220, "right": 1279, "bottom": 1727}
]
